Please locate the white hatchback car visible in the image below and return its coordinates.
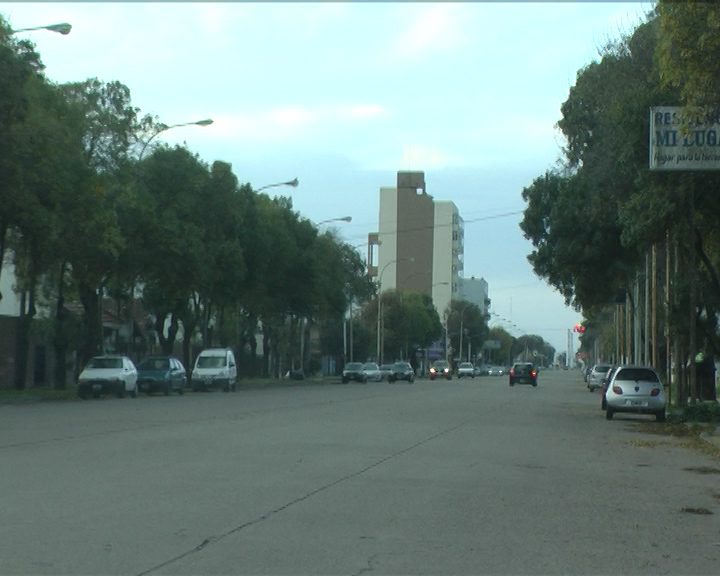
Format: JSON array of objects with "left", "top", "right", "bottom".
[
  {"left": 77, "top": 355, "right": 138, "bottom": 399},
  {"left": 605, "top": 366, "right": 666, "bottom": 422}
]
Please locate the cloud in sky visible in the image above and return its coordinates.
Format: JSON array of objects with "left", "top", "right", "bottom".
[
  {"left": 390, "top": 3, "right": 468, "bottom": 61},
  {"left": 208, "top": 104, "right": 387, "bottom": 143}
]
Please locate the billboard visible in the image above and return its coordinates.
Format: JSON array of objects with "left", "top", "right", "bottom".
[{"left": 649, "top": 106, "right": 720, "bottom": 171}]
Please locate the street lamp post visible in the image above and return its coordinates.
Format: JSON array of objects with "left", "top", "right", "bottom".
[
  {"left": 458, "top": 306, "right": 468, "bottom": 362},
  {"left": 11, "top": 22, "right": 72, "bottom": 35},
  {"left": 138, "top": 119, "right": 214, "bottom": 161},
  {"left": 376, "top": 257, "right": 413, "bottom": 364},
  {"left": 256, "top": 178, "right": 299, "bottom": 192}
]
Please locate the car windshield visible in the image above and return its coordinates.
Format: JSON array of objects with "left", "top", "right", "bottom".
[
  {"left": 394, "top": 362, "right": 410, "bottom": 369},
  {"left": 433, "top": 361, "right": 448, "bottom": 368},
  {"left": 86, "top": 357, "right": 122, "bottom": 369},
  {"left": 345, "top": 363, "right": 364, "bottom": 370},
  {"left": 362, "top": 363, "right": 378, "bottom": 370},
  {"left": 197, "top": 356, "right": 226, "bottom": 368},
  {"left": 138, "top": 358, "right": 169, "bottom": 370}
]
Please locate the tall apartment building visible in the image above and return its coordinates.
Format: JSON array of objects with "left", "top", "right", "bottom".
[
  {"left": 458, "top": 276, "right": 490, "bottom": 316},
  {"left": 369, "top": 171, "right": 463, "bottom": 318}
]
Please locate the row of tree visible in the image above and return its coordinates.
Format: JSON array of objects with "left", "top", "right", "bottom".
[
  {"left": 0, "top": 15, "right": 554, "bottom": 389},
  {"left": 0, "top": 18, "right": 383, "bottom": 388},
  {"left": 519, "top": 3, "right": 720, "bottom": 404}
]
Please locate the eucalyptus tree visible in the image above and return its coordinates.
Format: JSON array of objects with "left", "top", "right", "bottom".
[
  {"left": 131, "top": 145, "right": 210, "bottom": 359},
  {"left": 521, "top": 12, "right": 720, "bottom": 401},
  {"left": 377, "top": 290, "right": 443, "bottom": 366},
  {"left": 59, "top": 78, "right": 145, "bottom": 362},
  {"left": 445, "top": 299, "right": 488, "bottom": 362},
  {"left": 511, "top": 335, "right": 555, "bottom": 367},
  {"left": 657, "top": 1, "right": 720, "bottom": 113},
  {"left": 6, "top": 70, "right": 89, "bottom": 388},
  {"left": 487, "top": 326, "right": 515, "bottom": 367},
  {"left": 249, "top": 195, "right": 312, "bottom": 376},
  {"left": 0, "top": 18, "right": 44, "bottom": 297}
]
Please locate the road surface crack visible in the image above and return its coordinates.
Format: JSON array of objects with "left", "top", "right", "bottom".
[{"left": 136, "top": 419, "right": 471, "bottom": 575}]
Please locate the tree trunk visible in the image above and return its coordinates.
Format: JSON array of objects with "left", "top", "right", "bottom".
[
  {"left": 158, "top": 313, "right": 178, "bottom": 356},
  {"left": 78, "top": 282, "right": 102, "bottom": 366},
  {"left": 262, "top": 324, "right": 271, "bottom": 378},
  {"left": 53, "top": 262, "right": 68, "bottom": 389},
  {"left": 14, "top": 290, "right": 29, "bottom": 390}
]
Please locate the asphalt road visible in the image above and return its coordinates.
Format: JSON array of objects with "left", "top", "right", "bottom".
[{"left": 2, "top": 370, "right": 719, "bottom": 575}]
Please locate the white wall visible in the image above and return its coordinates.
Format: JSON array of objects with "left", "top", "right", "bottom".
[
  {"left": 0, "top": 261, "right": 20, "bottom": 317},
  {"left": 377, "top": 186, "right": 398, "bottom": 291}
]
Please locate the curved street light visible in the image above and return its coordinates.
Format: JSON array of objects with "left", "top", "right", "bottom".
[
  {"left": 316, "top": 216, "right": 352, "bottom": 226},
  {"left": 11, "top": 22, "right": 72, "bottom": 35},
  {"left": 256, "top": 178, "right": 299, "bottom": 192},
  {"left": 138, "top": 119, "right": 214, "bottom": 161},
  {"left": 376, "top": 257, "right": 413, "bottom": 364}
]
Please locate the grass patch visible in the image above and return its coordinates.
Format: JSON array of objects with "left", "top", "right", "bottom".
[
  {"left": 0, "top": 387, "right": 79, "bottom": 404},
  {"left": 0, "top": 376, "right": 342, "bottom": 403},
  {"left": 667, "top": 401, "right": 720, "bottom": 424}
]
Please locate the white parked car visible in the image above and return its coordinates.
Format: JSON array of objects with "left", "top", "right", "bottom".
[
  {"left": 77, "top": 355, "right": 138, "bottom": 399},
  {"left": 191, "top": 348, "right": 237, "bottom": 392}
]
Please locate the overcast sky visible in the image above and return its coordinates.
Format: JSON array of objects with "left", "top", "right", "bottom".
[{"left": 2, "top": 2, "right": 652, "bottom": 356}]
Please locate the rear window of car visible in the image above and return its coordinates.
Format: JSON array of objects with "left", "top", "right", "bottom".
[
  {"left": 87, "top": 357, "right": 122, "bottom": 369},
  {"left": 197, "top": 355, "right": 227, "bottom": 368},
  {"left": 594, "top": 365, "right": 611, "bottom": 373},
  {"left": 614, "top": 368, "right": 660, "bottom": 383},
  {"left": 345, "top": 363, "right": 364, "bottom": 370},
  {"left": 139, "top": 358, "right": 169, "bottom": 370}
]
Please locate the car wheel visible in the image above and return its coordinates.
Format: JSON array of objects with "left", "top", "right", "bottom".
[
  {"left": 656, "top": 409, "right": 666, "bottom": 422},
  {"left": 178, "top": 386, "right": 184, "bottom": 395},
  {"left": 532, "top": 382, "right": 537, "bottom": 387},
  {"left": 116, "top": 385, "right": 125, "bottom": 398},
  {"left": 342, "top": 378, "right": 349, "bottom": 384},
  {"left": 130, "top": 385, "right": 137, "bottom": 399},
  {"left": 164, "top": 383, "right": 170, "bottom": 396},
  {"left": 78, "top": 390, "right": 87, "bottom": 400},
  {"left": 606, "top": 407, "right": 614, "bottom": 420},
  {"left": 601, "top": 396, "right": 607, "bottom": 410}
]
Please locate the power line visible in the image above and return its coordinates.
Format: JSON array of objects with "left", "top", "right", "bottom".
[{"left": 344, "top": 209, "right": 524, "bottom": 243}]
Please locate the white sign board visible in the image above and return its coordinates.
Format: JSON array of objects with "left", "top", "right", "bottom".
[{"left": 649, "top": 106, "right": 720, "bottom": 171}]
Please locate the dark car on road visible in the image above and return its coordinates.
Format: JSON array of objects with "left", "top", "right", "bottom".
[
  {"left": 137, "top": 356, "right": 186, "bottom": 395},
  {"left": 429, "top": 359, "right": 452, "bottom": 380},
  {"left": 342, "top": 362, "right": 367, "bottom": 383},
  {"left": 388, "top": 361, "right": 415, "bottom": 383},
  {"left": 509, "top": 362, "right": 538, "bottom": 387}
]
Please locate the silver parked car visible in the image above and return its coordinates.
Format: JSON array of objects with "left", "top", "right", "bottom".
[
  {"left": 361, "top": 362, "right": 383, "bottom": 382},
  {"left": 457, "top": 362, "right": 475, "bottom": 378},
  {"left": 588, "top": 363, "right": 612, "bottom": 391},
  {"left": 605, "top": 366, "right": 666, "bottom": 422}
]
